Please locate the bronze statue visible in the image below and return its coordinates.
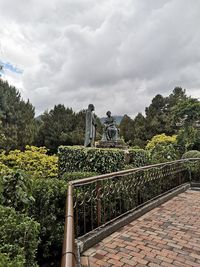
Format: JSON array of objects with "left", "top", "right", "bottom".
[
  {"left": 102, "top": 111, "right": 118, "bottom": 142},
  {"left": 84, "top": 104, "right": 96, "bottom": 147}
]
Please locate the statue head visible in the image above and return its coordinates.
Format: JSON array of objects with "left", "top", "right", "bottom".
[
  {"left": 88, "top": 104, "right": 95, "bottom": 111},
  {"left": 106, "top": 111, "right": 111, "bottom": 117}
]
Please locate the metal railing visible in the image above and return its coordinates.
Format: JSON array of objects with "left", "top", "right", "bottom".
[{"left": 61, "top": 158, "right": 200, "bottom": 267}]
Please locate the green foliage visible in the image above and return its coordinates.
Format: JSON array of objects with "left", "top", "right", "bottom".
[
  {"left": 150, "top": 143, "right": 178, "bottom": 164},
  {"left": 128, "top": 149, "right": 150, "bottom": 167},
  {"left": 119, "top": 114, "right": 135, "bottom": 143},
  {"left": 1, "top": 170, "right": 34, "bottom": 213},
  {"left": 29, "top": 178, "right": 67, "bottom": 265},
  {"left": 146, "top": 134, "right": 178, "bottom": 163},
  {"left": 0, "top": 205, "right": 40, "bottom": 267},
  {"left": 35, "top": 105, "right": 102, "bottom": 152},
  {"left": 61, "top": 171, "right": 97, "bottom": 182},
  {"left": 0, "top": 79, "right": 36, "bottom": 151},
  {"left": 182, "top": 150, "right": 200, "bottom": 181},
  {"left": 58, "top": 146, "right": 126, "bottom": 175},
  {"left": 0, "top": 146, "right": 58, "bottom": 179},
  {"left": 146, "top": 133, "right": 177, "bottom": 150},
  {"left": 182, "top": 150, "right": 200, "bottom": 159},
  {"left": 177, "top": 126, "right": 200, "bottom": 154},
  {"left": 0, "top": 253, "right": 25, "bottom": 267}
]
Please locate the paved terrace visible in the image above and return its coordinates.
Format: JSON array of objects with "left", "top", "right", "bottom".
[{"left": 81, "top": 190, "right": 200, "bottom": 267}]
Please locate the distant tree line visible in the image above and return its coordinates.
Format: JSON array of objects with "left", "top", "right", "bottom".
[{"left": 0, "top": 78, "right": 199, "bottom": 153}]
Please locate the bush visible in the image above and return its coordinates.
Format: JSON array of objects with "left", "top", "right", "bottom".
[
  {"left": 182, "top": 150, "right": 200, "bottom": 159},
  {"left": 0, "top": 205, "right": 40, "bottom": 267},
  {"left": 0, "top": 146, "right": 58, "bottom": 179},
  {"left": 149, "top": 143, "right": 178, "bottom": 164},
  {"left": 58, "top": 146, "right": 126, "bottom": 175},
  {"left": 128, "top": 149, "right": 150, "bottom": 167},
  {"left": 182, "top": 150, "right": 200, "bottom": 182},
  {"left": 29, "top": 178, "right": 67, "bottom": 265},
  {"left": 146, "top": 133, "right": 177, "bottom": 150},
  {"left": 61, "top": 171, "right": 98, "bottom": 182},
  {"left": 0, "top": 253, "right": 25, "bottom": 267},
  {"left": 0, "top": 170, "right": 34, "bottom": 213}
]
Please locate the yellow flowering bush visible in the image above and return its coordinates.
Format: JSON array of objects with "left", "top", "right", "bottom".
[
  {"left": 0, "top": 146, "right": 58, "bottom": 179},
  {"left": 146, "top": 133, "right": 177, "bottom": 150}
]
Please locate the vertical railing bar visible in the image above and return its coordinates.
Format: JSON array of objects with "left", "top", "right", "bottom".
[
  {"left": 90, "top": 184, "right": 94, "bottom": 230},
  {"left": 96, "top": 181, "right": 102, "bottom": 227},
  {"left": 83, "top": 187, "right": 86, "bottom": 234}
]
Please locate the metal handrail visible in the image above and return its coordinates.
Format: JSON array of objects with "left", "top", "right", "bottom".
[
  {"left": 61, "top": 158, "right": 200, "bottom": 267},
  {"left": 61, "top": 184, "right": 76, "bottom": 267}
]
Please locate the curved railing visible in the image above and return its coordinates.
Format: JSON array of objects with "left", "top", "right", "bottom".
[{"left": 61, "top": 158, "right": 200, "bottom": 267}]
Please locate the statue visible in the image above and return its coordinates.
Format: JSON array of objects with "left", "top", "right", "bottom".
[
  {"left": 102, "top": 111, "right": 118, "bottom": 142},
  {"left": 84, "top": 104, "right": 96, "bottom": 147}
]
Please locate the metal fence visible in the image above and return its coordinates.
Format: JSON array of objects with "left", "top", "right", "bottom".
[{"left": 61, "top": 158, "right": 200, "bottom": 267}]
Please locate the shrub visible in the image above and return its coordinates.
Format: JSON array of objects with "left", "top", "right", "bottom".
[
  {"left": 58, "top": 146, "right": 126, "bottom": 175},
  {"left": 61, "top": 171, "right": 98, "bottom": 182},
  {"left": 0, "top": 205, "right": 40, "bottom": 267},
  {"left": 0, "top": 162, "right": 12, "bottom": 175},
  {"left": 1, "top": 170, "right": 34, "bottom": 213},
  {"left": 29, "top": 178, "right": 67, "bottom": 265},
  {"left": 149, "top": 143, "right": 178, "bottom": 164},
  {"left": 0, "top": 146, "right": 58, "bottom": 179},
  {"left": 182, "top": 150, "right": 200, "bottom": 159},
  {"left": 0, "top": 253, "right": 25, "bottom": 267},
  {"left": 146, "top": 133, "right": 177, "bottom": 150},
  {"left": 128, "top": 149, "right": 150, "bottom": 167}
]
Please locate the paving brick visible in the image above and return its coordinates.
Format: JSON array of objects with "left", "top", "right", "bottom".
[{"left": 83, "top": 191, "right": 200, "bottom": 267}]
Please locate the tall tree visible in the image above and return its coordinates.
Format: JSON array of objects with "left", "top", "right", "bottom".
[
  {"left": 119, "top": 114, "right": 134, "bottom": 143},
  {"left": 0, "top": 79, "right": 35, "bottom": 150}
]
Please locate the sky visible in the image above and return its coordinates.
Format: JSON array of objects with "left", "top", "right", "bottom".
[{"left": 0, "top": 0, "right": 200, "bottom": 117}]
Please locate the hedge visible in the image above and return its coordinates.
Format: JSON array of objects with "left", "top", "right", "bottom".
[
  {"left": 0, "top": 205, "right": 40, "bottom": 267},
  {"left": 128, "top": 148, "right": 150, "bottom": 167},
  {"left": 58, "top": 146, "right": 126, "bottom": 175},
  {"left": 61, "top": 171, "right": 98, "bottom": 182}
]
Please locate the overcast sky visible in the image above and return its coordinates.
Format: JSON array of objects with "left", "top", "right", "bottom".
[{"left": 0, "top": 0, "right": 200, "bottom": 117}]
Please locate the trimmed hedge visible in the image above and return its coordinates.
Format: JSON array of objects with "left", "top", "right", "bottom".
[
  {"left": 128, "top": 149, "right": 150, "bottom": 167},
  {"left": 61, "top": 171, "right": 98, "bottom": 182},
  {"left": 29, "top": 178, "right": 68, "bottom": 265},
  {"left": 58, "top": 146, "right": 126, "bottom": 175},
  {"left": 0, "top": 205, "right": 40, "bottom": 267}
]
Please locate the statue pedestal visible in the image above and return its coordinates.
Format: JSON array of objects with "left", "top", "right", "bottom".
[{"left": 96, "top": 139, "right": 127, "bottom": 149}]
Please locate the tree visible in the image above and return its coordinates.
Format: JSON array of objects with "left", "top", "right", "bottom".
[
  {"left": 35, "top": 104, "right": 103, "bottom": 152},
  {"left": 174, "top": 98, "right": 200, "bottom": 153},
  {"left": 132, "top": 113, "right": 147, "bottom": 147},
  {"left": 119, "top": 115, "right": 134, "bottom": 143},
  {"left": 0, "top": 79, "right": 36, "bottom": 150}
]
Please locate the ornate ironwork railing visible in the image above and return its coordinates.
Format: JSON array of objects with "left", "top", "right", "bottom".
[{"left": 61, "top": 158, "right": 200, "bottom": 267}]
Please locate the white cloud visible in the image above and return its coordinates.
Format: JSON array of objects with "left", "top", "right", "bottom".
[{"left": 0, "top": 0, "right": 200, "bottom": 117}]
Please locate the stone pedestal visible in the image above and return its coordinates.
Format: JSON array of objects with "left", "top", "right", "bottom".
[{"left": 96, "top": 139, "right": 127, "bottom": 149}]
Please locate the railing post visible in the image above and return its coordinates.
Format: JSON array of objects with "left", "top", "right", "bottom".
[
  {"left": 96, "top": 181, "right": 101, "bottom": 227},
  {"left": 61, "top": 184, "right": 76, "bottom": 267}
]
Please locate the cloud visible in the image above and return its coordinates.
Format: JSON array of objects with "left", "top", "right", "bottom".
[{"left": 0, "top": 0, "right": 200, "bottom": 117}]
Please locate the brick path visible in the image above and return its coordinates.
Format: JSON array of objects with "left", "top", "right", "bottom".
[{"left": 81, "top": 190, "right": 200, "bottom": 267}]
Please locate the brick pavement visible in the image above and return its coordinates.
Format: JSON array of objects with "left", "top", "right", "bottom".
[{"left": 81, "top": 190, "right": 200, "bottom": 266}]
